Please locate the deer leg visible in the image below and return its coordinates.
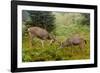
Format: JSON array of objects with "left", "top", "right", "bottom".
[
  {"left": 49, "top": 40, "right": 53, "bottom": 45},
  {"left": 41, "top": 40, "right": 44, "bottom": 48},
  {"left": 79, "top": 43, "right": 85, "bottom": 53},
  {"left": 71, "top": 44, "right": 73, "bottom": 54},
  {"left": 69, "top": 42, "right": 73, "bottom": 54},
  {"left": 28, "top": 32, "right": 33, "bottom": 48}
]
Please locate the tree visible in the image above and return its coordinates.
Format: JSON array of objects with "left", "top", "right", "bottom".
[
  {"left": 25, "top": 10, "right": 55, "bottom": 32},
  {"left": 77, "top": 13, "right": 90, "bottom": 25},
  {"left": 81, "top": 13, "right": 90, "bottom": 25}
]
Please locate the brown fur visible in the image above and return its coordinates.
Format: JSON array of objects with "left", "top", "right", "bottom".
[
  {"left": 60, "top": 36, "right": 86, "bottom": 49},
  {"left": 28, "top": 27, "right": 56, "bottom": 47}
]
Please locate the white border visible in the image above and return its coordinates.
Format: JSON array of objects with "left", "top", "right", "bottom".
[{"left": 17, "top": 5, "right": 94, "bottom": 68}]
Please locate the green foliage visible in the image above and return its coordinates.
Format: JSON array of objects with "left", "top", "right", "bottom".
[
  {"left": 22, "top": 12, "right": 90, "bottom": 62},
  {"left": 24, "top": 10, "right": 55, "bottom": 32},
  {"left": 82, "top": 13, "right": 90, "bottom": 25},
  {"left": 22, "top": 24, "right": 90, "bottom": 62},
  {"left": 53, "top": 12, "right": 90, "bottom": 26},
  {"left": 77, "top": 13, "right": 90, "bottom": 25}
]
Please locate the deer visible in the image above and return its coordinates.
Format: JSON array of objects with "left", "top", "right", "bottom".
[
  {"left": 28, "top": 27, "right": 58, "bottom": 48},
  {"left": 60, "top": 36, "right": 87, "bottom": 51}
]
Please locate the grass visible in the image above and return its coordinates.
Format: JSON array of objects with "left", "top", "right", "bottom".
[
  {"left": 22, "top": 12, "right": 90, "bottom": 62},
  {"left": 22, "top": 23, "right": 90, "bottom": 62}
]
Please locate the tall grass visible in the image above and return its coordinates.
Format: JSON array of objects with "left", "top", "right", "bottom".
[{"left": 22, "top": 12, "right": 90, "bottom": 62}]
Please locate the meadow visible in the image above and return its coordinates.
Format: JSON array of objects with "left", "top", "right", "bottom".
[{"left": 22, "top": 12, "right": 90, "bottom": 62}]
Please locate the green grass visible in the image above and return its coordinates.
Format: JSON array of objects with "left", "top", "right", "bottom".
[
  {"left": 22, "top": 12, "right": 90, "bottom": 62},
  {"left": 22, "top": 24, "right": 90, "bottom": 62}
]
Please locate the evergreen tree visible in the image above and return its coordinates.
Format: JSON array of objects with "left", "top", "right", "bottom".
[
  {"left": 78, "top": 13, "right": 90, "bottom": 25},
  {"left": 25, "top": 10, "right": 55, "bottom": 32},
  {"left": 81, "top": 13, "right": 90, "bottom": 25}
]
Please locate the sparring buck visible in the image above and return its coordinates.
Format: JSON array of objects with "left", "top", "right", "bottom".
[{"left": 28, "top": 27, "right": 57, "bottom": 48}]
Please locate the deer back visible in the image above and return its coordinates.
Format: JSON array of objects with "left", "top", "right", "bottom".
[{"left": 28, "top": 27, "right": 50, "bottom": 40}]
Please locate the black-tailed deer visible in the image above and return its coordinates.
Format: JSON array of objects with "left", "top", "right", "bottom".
[
  {"left": 28, "top": 27, "right": 57, "bottom": 48},
  {"left": 60, "top": 36, "right": 87, "bottom": 49}
]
